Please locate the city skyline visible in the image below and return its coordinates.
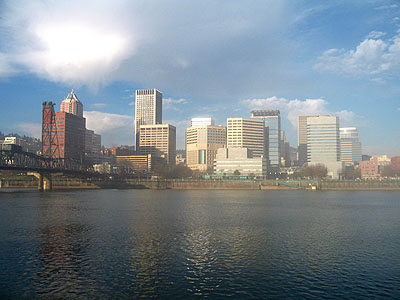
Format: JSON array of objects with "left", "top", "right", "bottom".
[{"left": 0, "top": 1, "right": 399, "bottom": 156}]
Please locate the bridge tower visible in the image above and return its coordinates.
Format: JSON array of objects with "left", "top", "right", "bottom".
[{"left": 42, "top": 101, "right": 59, "bottom": 158}]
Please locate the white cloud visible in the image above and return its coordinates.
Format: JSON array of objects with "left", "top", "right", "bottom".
[
  {"left": 90, "top": 103, "right": 107, "bottom": 108},
  {"left": 1, "top": 1, "right": 136, "bottom": 88},
  {"left": 0, "top": 0, "right": 299, "bottom": 96},
  {"left": 374, "top": 4, "right": 398, "bottom": 10},
  {"left": 163, "top": 98, "right": 188, "bottom": 105},
  {"left": 0, "top": 53, "right": 16, "bottom": 77},
  {"left": 315, "top": 31, "right": 400, "bottom": 77},
  {"left": 367, "top": 31, "right": 386, "bottom": 39},
  {"left": 14, "top": 122, "right": 41, "bottom": 138},
  {"left": 241, "top": 96, "right": 328, "bottom": 127},
  {"left": 83, "top": 111, "right": 134, "bottom": 146},
  {"left": 241, "top": 96, "right": 362, "bottom": 128},
  {"left": 163, "top": 98, "right": 188, "bottom": 111},
  {"left": 128, "top": 102, "right": 135, "bottom": 106}
]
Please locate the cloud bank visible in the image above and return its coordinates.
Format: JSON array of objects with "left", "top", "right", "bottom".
[
  {"left": 0, "top": 0, "right": 301, "bottom": 96},
  {"left": 315, "top": 31, "right": 400, "bottom": 77},
  {"left": 83, "top": 111, "right": 134, "bottom": 146},
  {"left": 14, "top": 122, "right": 41, "bottom": 138}
]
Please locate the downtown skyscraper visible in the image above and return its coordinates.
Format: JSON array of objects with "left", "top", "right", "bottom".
[{"left": 135, "top": 89, "right": 162, "bottom": 148}]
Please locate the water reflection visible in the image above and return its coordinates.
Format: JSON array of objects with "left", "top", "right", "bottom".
[
  {"left": 0, "top": 190, "right": 399, "bottom": 299},
  {"left": 33, "top": 194, "right": 94, "bottom": 299}
]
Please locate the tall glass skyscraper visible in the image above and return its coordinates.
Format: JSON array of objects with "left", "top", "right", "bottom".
[
  {"left": 307, "top": 115, "right": 342, "bottom": 179},
  {"left": 251, "top": 110, "right": 281, "bottom": 171}
]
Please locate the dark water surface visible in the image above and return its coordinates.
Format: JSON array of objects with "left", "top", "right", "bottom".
[{"left": 1, "top": 189, "right": 400, "bottom": 299}]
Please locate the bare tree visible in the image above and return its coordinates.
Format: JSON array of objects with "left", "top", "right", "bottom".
[{"left": 301, "top": 164, "right": 327, "bottom": 178}]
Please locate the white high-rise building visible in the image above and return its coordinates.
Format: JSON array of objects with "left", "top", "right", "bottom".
[
  {"left": 307, "top": 115, "right": 342, "bottom": 179},
  {"left": 340, "top": 127, "right": 362, "bottom": 166},
  {"left": 135, "top": 89, "right": 162, "bottom": 147}
]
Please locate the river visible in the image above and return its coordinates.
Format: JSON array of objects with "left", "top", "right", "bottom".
[{"left": 1, "top": 189, "right": 399, "bottom": 299}]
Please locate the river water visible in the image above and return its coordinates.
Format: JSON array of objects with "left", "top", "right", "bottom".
[{"left": 0, "top": 189, "right": 399, "bottom": 299}]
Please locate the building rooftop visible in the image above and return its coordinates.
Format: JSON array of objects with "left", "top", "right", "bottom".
[
  {"left": 251, "top": 110, "right": 280, "bottom": 116},
  {"left": 62, "top": 89, "right": 81, "bottom": 103}
]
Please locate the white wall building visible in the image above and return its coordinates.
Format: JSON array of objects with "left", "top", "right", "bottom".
[{"left": 214, "top": 147, "right": 267, "bottom": 178}]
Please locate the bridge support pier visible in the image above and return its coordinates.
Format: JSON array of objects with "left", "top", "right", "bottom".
[{"left": 28, "top": 172, "right": 52, "bottom": 191}]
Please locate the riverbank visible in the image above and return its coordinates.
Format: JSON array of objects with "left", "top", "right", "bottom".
[{"left": 1, "top": 178, "right": 400, "bottom": 191}]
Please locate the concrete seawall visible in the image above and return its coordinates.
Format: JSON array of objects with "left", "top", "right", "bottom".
[{"left": 1, "top": 178, "right": 400, "bottom": 191}]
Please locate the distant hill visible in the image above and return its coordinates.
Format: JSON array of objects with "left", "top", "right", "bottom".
[{"left": 0, "top": 131, "right": 41, "bottom": 154}]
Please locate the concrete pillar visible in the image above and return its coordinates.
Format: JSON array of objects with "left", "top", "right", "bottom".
[
  {"left": 28, "top": 172, "right": 52, "bottom": 191},
  {"left": 42, "top": 174, "right": 52, "bottom": 191}
]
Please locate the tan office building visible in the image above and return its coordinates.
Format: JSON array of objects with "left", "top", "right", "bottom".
[
  {"left": 186, "top": 125, "right": 226, "bottom": 171},
  {"left": 138, "top": 124, "right": 176, "bottom": 165},
  {"left": 227, "top": 118, "right": 265, "bottom": 158}
]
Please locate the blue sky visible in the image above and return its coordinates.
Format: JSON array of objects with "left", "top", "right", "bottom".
[{"left": 0, "top": 0, "right": 399, "bottom": 155}]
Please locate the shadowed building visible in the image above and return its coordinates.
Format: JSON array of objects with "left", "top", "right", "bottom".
[
  {"left": 138, "top": 124, "right": 176, "bottom": 165},
  {"left": 297, "top": 115, "right": 313, "bottom": 166},
  {"left": 340, "top": 127, "right": 362, "bottom": 166},
  {"left": 53, "top": 111, "right": 86, "bottom": 160},
  {"left": 116, "top": 154, "right": 153, "bottom": 174}
]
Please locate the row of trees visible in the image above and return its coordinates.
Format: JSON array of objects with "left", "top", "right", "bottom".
[
  {"left": 118, "top": 161, "right": 399, "bottom": 180},
  {"left": 381, "top": 165, "right": 400, "bottom": 178},
  {"left": 289, "top": 164, "right": 362, "bottom": 180}
]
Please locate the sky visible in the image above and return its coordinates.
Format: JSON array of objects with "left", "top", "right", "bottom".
[{"left": 0, "top": 0, "right": 399, "bottom": 156}]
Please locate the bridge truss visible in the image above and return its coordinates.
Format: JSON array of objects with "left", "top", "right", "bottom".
[{"left": 0, "top": 150, "right": 86, "bottom": 174}]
